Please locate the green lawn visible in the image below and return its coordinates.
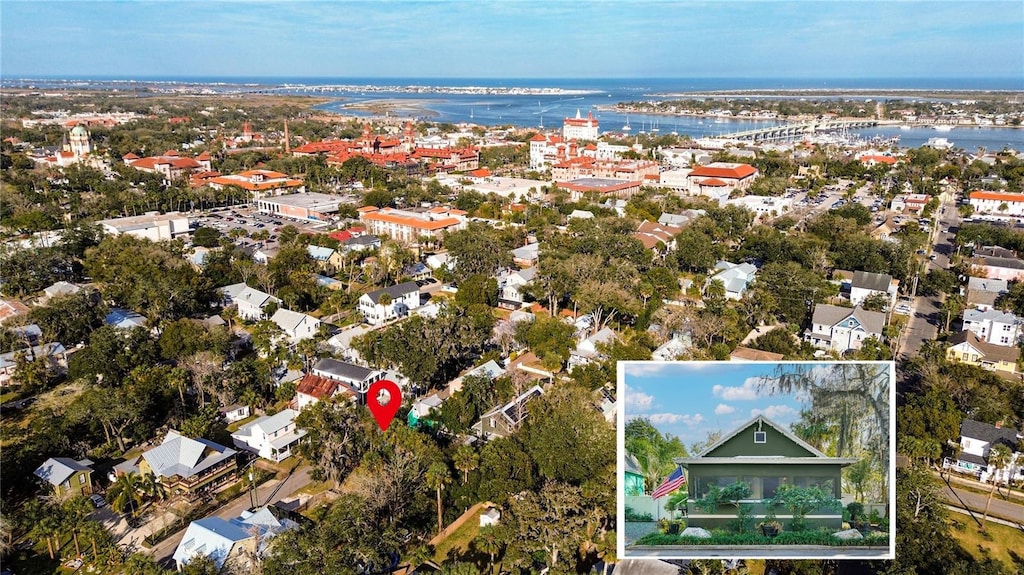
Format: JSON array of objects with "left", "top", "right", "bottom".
[
  {"left": 432, "top": 508, "right": 484, "bottom": 563},
  {"left": 949, "top": 513, "right": 1024, "bottom": 568}
]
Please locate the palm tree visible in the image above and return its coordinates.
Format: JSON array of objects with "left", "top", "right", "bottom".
[
  {"left": 139, "top": 472, "right": 167, "bottom": 503},
  {"left": 108, "top": 472, "right": 145, "bottom": 519},
  {"left": 983, "top": 444, "right": 1014, "bottom": 526},
  {"left": 62, "top": 496, "right": 92, "bottom": 557},
  {"left": 473, "top": 527, "right": 500, "bottom": 572},
  {"left": 453, "top": 445, "right": 479, "bottom": 483},
  {"left": 425, "top": 462, "right": 451, "bottom": 535},
  {"left": 77, "top": 520, "right": 112, "bottom": 563},
  {"left": 29, "top": 505, "right": 62, "bottom": 560}
]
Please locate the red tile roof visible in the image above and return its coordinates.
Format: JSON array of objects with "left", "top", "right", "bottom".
[
  {"left": 698, "top": 177, "right": 728, "bottom": 187},
  {"left": 970, "top": 191, "right": 1024, "bottom": 203},
  {"left": 689, "top": 164, "right": 758, "bottom": 179}
]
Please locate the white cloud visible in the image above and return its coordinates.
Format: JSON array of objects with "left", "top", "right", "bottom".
[
  {"left": 623, "top": 384, "right": 654, "bottom": 412},
  {"left": 714, "top": 403, "right": 736, "bottom": 415},
  {"left": 751, "top": 405, "right": 799, "bottom": 421},
  {"left": 712, "top": 377, "right": 763, "bottom": 401},
  {"left": 622, "top": 362, "right": 676, "bottom": 377},
  {"left": 649, "top": 413, "right": 705, "bottom": 427}
]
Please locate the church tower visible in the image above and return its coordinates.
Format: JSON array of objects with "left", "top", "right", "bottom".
[{"left": 68, "top": 125, "right": 92, "bottom": 157}]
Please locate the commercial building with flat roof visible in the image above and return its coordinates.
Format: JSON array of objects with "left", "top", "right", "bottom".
[
  {"left": 255, "top": 192, "right": 340, "bottom": 221},
  {"left": 97, "top": 212, "right": 192, "bottom": 241}
]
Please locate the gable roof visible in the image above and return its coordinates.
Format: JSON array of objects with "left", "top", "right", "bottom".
[
  {"left": 34, "top": 457, "right": 92, "bottom": 486},
  {"left": 967, "top": 277, "right": 1009, "bottom": 294},
  {"left": 142, "top": 430, "right": 235, "bottom": 479},
  {"left": 244, "top": 409, "right": 300, "bottom": 437},
  {"left": 363, "top": 281, "right": 419, "bottom": 304},
  {"left": 173, "top": 517, "right": 252, "bottom": 569},
  {"left": 699, "top": 415, "right": 826, "bottom": 458},
  {"left": 312, "top": 357, "right": 375, "bottom": 382},
  {"left": 480, "top": 385, "right": 544, "bottom": 427},
  {"left": 271, "top": 308, "right": 316, "bottom": 332},
  {"left": 812, "top": 304, "right": 885, "bottom": 334},
  {"left": 851, "top": 270, "right": 893, "bottom": 292},
  {"left": 236, "top": 286, "right": 278, "bottom": 308},
  {"left": 295, "top": 373, "right": 340, "bottom": 399},
  {"left": 948, "top": 330, "right": 1020, "bottom": 364},
  {"left": 960, "top": 419, "right": 1022, "bottom": 452}
]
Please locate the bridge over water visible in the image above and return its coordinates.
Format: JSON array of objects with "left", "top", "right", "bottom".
[{"left": 722, "top": 119, "right": 880, "bottom": 142}]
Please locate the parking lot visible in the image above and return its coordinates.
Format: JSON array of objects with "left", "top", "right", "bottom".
[{"left": 188, "top": 206, "right": 337, "bottom": 248}]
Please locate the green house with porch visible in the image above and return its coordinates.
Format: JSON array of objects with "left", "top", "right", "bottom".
[{"left": 675, "top": 415, "right": 856, "bottom": 530}]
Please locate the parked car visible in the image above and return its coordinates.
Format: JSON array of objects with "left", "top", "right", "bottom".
[{"left": 89, "top": 494, "right": 106, "bottom": 508}]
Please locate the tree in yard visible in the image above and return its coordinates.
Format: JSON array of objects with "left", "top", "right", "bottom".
[
  {"left": 453, "top": 445, "right": 479, "bottom": 483},
  {"left": 522, "top": 384, "right": 615, "bottom": 485},
  {"left": 844, "top": 457, "right": 874, "bottom": 503},
  {"left": 25, "top": 499, "right": 62, "bottom": 560},
  {"left": 982, "top": 443, "right": 1014, "bottom": 527},
  {"left": 625, "top": 417, "right": 688, "bottom": 494},
  {"left": 425, "top": 462, "right": 452, "bottom": 535},
  {"left": 108, "top": 472, "right": 145, "bottom": 519},
  {"left": 473, "top": 526, "right": 501, "bottom": 571},
  {"left": 294, "top": 400, "right": 371, "bottom": 486},
  {"left": 61, "top": 495, "right": 93, "bottom": 557}
]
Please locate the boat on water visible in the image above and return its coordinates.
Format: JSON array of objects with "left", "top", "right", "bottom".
[
  {"left": 934, "top": 125, "right": 954, "bottom": 132},
  {"left": 899, "top": 125, "right": 912, "bottom": 130},
  {"left": 622, "top": 115, "right": 632, "bottom": 131}
]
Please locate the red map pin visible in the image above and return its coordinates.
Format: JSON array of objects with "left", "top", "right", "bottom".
[{"left": 367, "top": 379, "right": 401, "bottom": 431}]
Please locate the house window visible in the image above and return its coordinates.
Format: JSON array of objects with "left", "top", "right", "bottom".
[
  {"left": 79, "top": 474, "right": 86, "bottom": 485},
  {"left": 754, "top": 431, "right": 767, "bottom": 444}
]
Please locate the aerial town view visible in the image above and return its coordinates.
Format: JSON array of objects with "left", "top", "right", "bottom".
[{"left": 1, "top": 2, "right": 1022, "bottom": 575}]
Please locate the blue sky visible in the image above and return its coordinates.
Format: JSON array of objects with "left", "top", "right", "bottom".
[
  {"left": 1, "top": 1, "right": 1021, "bottom": 79},
  {"left": 622, "top": 362, "right": 812, "bottom": 450}
]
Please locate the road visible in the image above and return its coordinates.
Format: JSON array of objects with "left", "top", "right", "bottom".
[
  {"left": 147, "top": 463, "right": 313, "bottom": 566},
  {"left": 940, "top": 482, "right": 1024, "bottom": 525},
  {"left": 898, "top": 202, "right": 960, "bottom": 358}
]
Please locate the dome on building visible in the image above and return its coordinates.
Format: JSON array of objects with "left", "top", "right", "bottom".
[{"left": 70, "top": 125, "right": 89, "bottom": 137}]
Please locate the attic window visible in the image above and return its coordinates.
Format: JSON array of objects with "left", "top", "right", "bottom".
[{"left": 754, "top": 431, "right": 767, "bottom": 444}]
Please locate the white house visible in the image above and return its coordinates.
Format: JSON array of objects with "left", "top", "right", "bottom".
[
  {"left": 358, "top": 282, "right": 421, "bottom": 326},
  {"left": 511, "top": 243, "right": 540, "bottom": 267},
  {"left": 708, "top": 261, "right": 758, "bottom": 301},
  {"left": 849, "top": 270, "right": 899, "bottom": 308},
  {"left": 233, "top": 287, "right": 281, "bottom": 322},
  {"left": 962, "top": 309, "right": 1023, "bottom": 346},
  {"left": 220, "top": 404, "right": 251, "bottom": 424},
  {"left": 231, "top": 409, "right": 307, "bottom": 463},
  {"left": 804, "top": 304, "right": 886, "bottom": 354},
  {"left": 568, "top": 327, "right": 617, "bottom": 371},
  {"left": 498, "top": 267, "right": 536, "bottom": 309},
  {"left": 0, "top": 342, "right": 68, "bottom": 387},
  {"left": 269, "top": 308, "right": 321, "bottom": 342},
  {"left": 173, "top": 508, "right": 298, "bottom": 572},
  {"left": 311, "top": 357, "right": 385, "bottom": 395},
  {"left": 943, "top": 419, "right": 1024, "bottom": 484}
]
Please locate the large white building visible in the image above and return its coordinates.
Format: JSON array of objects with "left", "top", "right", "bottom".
[
  {"left": 562, "top": 109, "right": 600, "bottom": 140},
  {"left": 97, "top": 212, "right": 192, "bottom": 242},
  {"left": 962, "top": 308, "right": 1023, "bottom": 346},
  {"left": 969, "top": 191, "right": 1024, "bottom": 217}
]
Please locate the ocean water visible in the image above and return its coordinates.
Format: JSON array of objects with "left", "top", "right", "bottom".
[{"left": 7, "top": 76, "right": 1022, "bottom": 150}]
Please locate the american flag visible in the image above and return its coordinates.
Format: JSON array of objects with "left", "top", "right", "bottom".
[{"left": 650, "top": 466, "right": 686, "bottom": 499}]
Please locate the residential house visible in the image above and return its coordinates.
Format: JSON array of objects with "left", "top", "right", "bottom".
[
  {"left": 305, "top": 245, "right": 343, "bottom": 275},
  {"left": 946, "top": 330, "right": 1019, "bottom": 374},
  {"left": 294, "top": 373, "right": 342, "bottom": 410},
  {"left": 512, "top": 243, "right": 540, "bottom": 267},
  {"left": 0, "top": 342, "right": 68, "bottom": 387},
  {"left": 658, "top": 210, "right": 705, "bottom": 228},
  {"left": 943, "top": 419, "right": 1024, "bottom": 484},
  {"left": 311, "top": 357, "right": 385, "bottom": 396},
  {"left": 624, "top": 453, "right": 646, "bottom": 496},
  {"left": 358, "top": 282, "right": 421, "bottom": 326},
  {"left": 966, "top": 277, "right": 1009, "bottom": 311},
  {"left": 269, "top": 308, "right": 321, "bottom": 343},
  {"left": 450, "top": 359, "right": 505, "bottom": 393},
  {"left": 408, "top": 391, "right": 447, "bottom": 428},
  {"left": 220, "top": 404, "right": 251, "bottom": 424},
  {"left": 568, "top": 327, "right": 617, "bottom": 371},
  {"left": 7, "top": 323, "right": 42, "bottom": 346},
  {"left": 804, "top": 304, "right": 886, "bottom": 354},
  {"left": 652, "top": 335, "right": 692, "bottom": 361},
  {"left": 708, "top": 261, "right": 758, "bottom": 301},
  {"left": 173, "top": 508, "right": 299, "bottom": 572},
  {"left": 675, "top": 415, "right": 855, "bottom": 530},
  {"left": 0, "top": 299, "right": 30, "bottom": 325},
  {"left": 105, "top": 308, "right": 147, "bottom": 330},
  {"left": 970, "top": 247, "right": 1024, "bottom": 282},
  {"left": 962, "top": 309, "right": 1023, "bottom": 346},
  {"left": 479, "top": 508, "right": 502, "bottom": 527},
  {"left": 34, "top": 457, "right": 94, "bottom": 498},
  {"left": 425, "top": 252, "right": 454, "bottom": 271},
  {"left": 231, "top": 409, "right": 307, "bottom": 463},
  {"left": 231, "top": 286, "right": 281, "bottom": 322},
  {"left": 342, "top": 235, "right": 381, "bottom": 252},
  {"left": 138, "top": 430, "right": 237, "bottom": 497},
  {"left": 849, "top": 271, "right": 899, "bottom": 308},
  {"left": 634, "top": 221, "right": 681, "bottom": 252},
  {"left": 498, "top": 267, "right": 536, "bottom": 309},
  {"left": 471, "top": 385, "right": 544, "bottom": 440},
  {"left": 40, "top": 281, "right": 82, "bottom": 304}
]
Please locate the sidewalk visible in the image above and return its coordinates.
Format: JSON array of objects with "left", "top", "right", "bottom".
[{"left": 938, "top": 468, "right": 1024, "bottom": 505}]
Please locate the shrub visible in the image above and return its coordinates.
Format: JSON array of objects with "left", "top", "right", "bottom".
[
  {"left": 846, "top": 501, "right": 865, "bottom": 520},
  {"left": 625, "top": 506, "right": 654, "bottom": 522}
]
